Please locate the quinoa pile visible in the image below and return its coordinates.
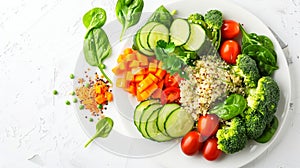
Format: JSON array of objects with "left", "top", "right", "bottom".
[{"left": 179, "top": 55, "right": 245, "bottom": 120}]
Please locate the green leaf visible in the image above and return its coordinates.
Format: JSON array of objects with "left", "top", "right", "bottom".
[
  {"left": 147, "top": 5, "right": 173, "bottom": 28},
  {"left": 84, "top": 117, "right": 114, "bottom": 148},
  {"left": 83, "top": 8, "right": 107, "bottom": 38}
]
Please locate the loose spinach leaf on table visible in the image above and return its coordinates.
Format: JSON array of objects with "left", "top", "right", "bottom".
[
  {"left": 116, "top": 0, "right": 144, "bottom": 40},
  {"left": 209, "top": 94, "right": 247, "bottom": 120},
  {"left": 84, "top": 117, "right": 114, "bottom": 148},
  {"left": 83, "top": 27, "right": 112, "bottom": 84},
  {"left": 83, "top": 7, "right": 107, "bottom": 38}
]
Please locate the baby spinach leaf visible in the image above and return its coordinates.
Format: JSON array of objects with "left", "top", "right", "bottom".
[
  {"left": 83, "top": 7, "right": 107, "bottom": 38},
  {"left": 209, "top": 94, "right": 247, "bottom": 120},
  {"left": 84, "top": 117, "right": 114, "bottom": 148},
  {"left": 147, "top": 5, "right": 173, "bottom": 28},
  {"left": 83, "top": 28, "right": 112, "bottom": 84},
  {"left": 116, "top": 0, "right": 144, "bottom": 40}
]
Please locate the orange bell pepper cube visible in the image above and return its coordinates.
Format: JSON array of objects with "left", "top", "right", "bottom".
[
  {"left": 137, "top": 75, "right": 154, "bottom": 93},
  {"left": 155, "top": 69, "right": 166, "bottom": 80},
  {"left": 138, "top": 83, "right": 158, "bottom": 101},
  {"left": 148, "top": 62, "right": 157, "bottom": 74},
  {"left": 136, "top": 52, "right": 148, "bottom": 65},
  {"left": 105, "top": 92, "right": 113, "bottom": 101},
  {"left": 129, "top": 60, "right": 140, "bottom": 69},
  {"left": 95, "top": 94, "right": 107, "bottom": 104},
  {"left": 134, "top": 74, "right": 144, "bottom": 82},
  {"left": 125, "top": 71, "right": 134, "bottom": 82},
  {"left": 116, "top": 78, "right": 127, "bottom": 88},
  {"left": 125, "top": 54, "right": 137, "bottom": 62},
  {"left": 147, "top": 73, "right": 159, "bottom": 83}
]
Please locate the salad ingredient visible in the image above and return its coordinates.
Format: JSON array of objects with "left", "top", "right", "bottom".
[
  {"left": 209, "top": 94, "right": 247, "bottom": 121},
  {"left": 84, "top": 117, "right": 114, "bottom": 147},
  {"left": 187, "top": 13, "right": 206, "bottom": 29},
  {"left": 170, "top": 18, "right": 191, "bottom": 46},
  {"left": 216, "top": 117, "right": 247, "bottom": 154},
  {"left": 204, "top": 10, "right": 223, "bottom": 49},
  {"left": 139, "top": 22, "right": 160, "bottom": 52},
  {"left": 89, "top": 118, "right": 94, "bottom": 122},
  {"left": 70, "top": 73, "right": 75, "bottom": 79},
  {"left": 83, "top": 27, "right": 112, "bottom": 84},
  {"left": 221, "top": 20, "right": 240, "bottom": 39},
  {"left": 164, "top": 73, "right": 180, "bottom": 88},
  {"left": 65, "top": 100, "right": 71, "bottom": 105},
  {"left": 180, "top": 56, "right": 244, "bottom": 120},
  {"left": 197, "top": 114, "right": 219, "bottom": 139},
  {"left": 53, "top": 90, "right": 58, "bottom": 95},
  {"left": 116, "top": 0, "right": 144, "bottom": 40},
  {"left": 244, "top": 109, "right": 268, "bottom": 140},
  {"left": 255, "top": 116, "right": 279, "bottom": 143},
  {"left": 181, "top": 131, "right": 203, "bottom": 156},
  {"left": 139, "top": 103, "right": 162, "bottom": 138},
  {"left": 147, "top": 23, "right": 169, "bottom": 50},
  {"left": 160, "top": 86, "right": 180, "bottom": 105},
  {"left": 83, "top": 7, "right": 107, "bottom": 37},
  {"left": 73, "top": 98, "right": 78, "bottom": 103},
  {"left": 231, "top": 54, "right": 260, "bottom": 88},
  {"left": 202, "top": 137, "right": 222, "bottom": 161},
  {"left": 157, "top": 103, "right": 181, "bottom": 135},
  {"left": 79, "top": 105, "right": 84, "bottom": 110},
  {"left": 147, "top": 5, "right": 173, "bottom": 28},
  {"left": 134, "top": 99, "right": 159, "bottom": 130},
  {"left": 219, "top": 39, "right": 241, "bottom": 64},
  {"left": 239, "top": 24, "right": 278, "bottom": 76},
  {"left": 183, "top": 23, "right": 207, "bottom": 51}
]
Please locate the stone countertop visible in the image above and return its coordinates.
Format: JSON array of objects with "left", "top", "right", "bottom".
[{"left": 0, "top": 0, "right": 299, "bottom": 167}]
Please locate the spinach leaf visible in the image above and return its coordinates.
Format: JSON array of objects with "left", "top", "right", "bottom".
[
  {"left": 147, "top": 5, "right": 173, "bottom": 28},
  {"left": 116, "top": 0, "right": 144, "bottom": 40},
  {"left": 255, "top": 116, "right": 278, "bottom": 143},
  {"left": 83, "top": 28, "right": 112, "bottom": 84},
  {"left": 83, "top": 7, "right": 107, "bottom": 38},
  {"left": 209, "top": 94, "right": 247, "bottom": 120},
  {"left": 243, "top": 44, "right": 278, "bottom": 76},
  {"left": 84, "top": 117, "right": 114, "bottom": 147}
]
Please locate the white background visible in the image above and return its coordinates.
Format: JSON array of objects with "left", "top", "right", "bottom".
[{"left": 0, "top": 0, "right": 299, "bottom": 167}]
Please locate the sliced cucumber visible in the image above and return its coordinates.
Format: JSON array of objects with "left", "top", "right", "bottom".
[
  {"left": 170, "top": 18, "right": 191, "bottom": 46},
  {"left": 157, "top": 103, "right": 181, "bottom": 135},
  {"left": 146, "top": 108, "right": 173, "bottom": 142},
  {"left": 147, "top": 23, "right": 169, "bottom": 51},
  {"left": 164, "top": 108, "right": 194, "bottom": 138},
  {"left": 183, "top": 23, "right": 206, "bottom": 51},
  {"left": 134, "top": 99, "right": 158, "bottom": 130},
  {"left": 134, "top": 31, "right": 155, "bottom": 56},
  {"left": 139, "top": 22, "right": 158, "bottom": 51},
  {"left": 139, "top": 103, "right": 162, "bottom": 138}
]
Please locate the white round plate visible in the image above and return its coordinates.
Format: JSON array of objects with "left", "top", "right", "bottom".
[{"left": 74, "top": 0, "right": 291, "bottom": 167}]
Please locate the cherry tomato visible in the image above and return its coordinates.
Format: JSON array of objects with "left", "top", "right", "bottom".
[
  {"left": 219, "top": 40, "right": 240, "bottom": 64},
  {"left": 164, "top": 73, "right": 180, "bottom": 88},
  {"left": 202, "top": 137, "right": 222, "bottom": 161},
  {"left": 160, "top": 87, "right": 180, "bottom": 104},
  {"left": 221, "top": 20, "right": 240, "bottom": 39},
  {"left": 197, "top": 114, "right": 219, "bottom": 139},
  {"left": 181, "top": 131, "right": 203, "bottom": 156}
]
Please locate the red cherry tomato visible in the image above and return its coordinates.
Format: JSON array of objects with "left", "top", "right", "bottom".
[
  {"left": 221, "top": 20, "right": 240, "bottom": 39},
  {"left": 160, "top": 87, "right": 180, "bottom": 104},
  {"left": 164, "top": 73, "right": 180, "bottom": 88},
  {"left": 181, "top": 131, "right": 203, "bottom": 156},
  {"left": 197, "top": 114, "right": 219, "bottom": 139},
  {"left": 219, "top": 40, "right": 240, "bottom": 64},
  {"left": 202, "top": 137, "right": 222, "bottom": 161}
]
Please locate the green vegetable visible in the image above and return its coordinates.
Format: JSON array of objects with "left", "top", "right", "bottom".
[
  {"left": 216, "top": 117, "right": 247, "bottom": 154},
  {"left": 147, "top": 5, "right": 173, "bottom": 28},
  {"left": 83, "top": 28, "right": 112, "bottom": 84},
  {"left": 255, "top": 116, "right": 278, "bottom": 143},
  {"left": 83, "top": 8, "right": 107, "bottom": 38},
  {"left": 85, "top": 83, "right": 90, "bottom": 88},
  {"left": 116, "top": 0, "right": 144, "bottom": 40},
  {"left": 65, "top": 100, "right": 71, "bottom": 105},
  {"left": 70, "top": 74, "right": 75, "bottom": 79},
  {"left": 53, "top": 90, "right": 58, "bottom": 95},
  {"left": 239, "top": 24, "right": 278, "bottom": 76},
  {"left": 89, "top": 118, "right": 94, "bottom": 122},
  {"left": 209, "top": 94, "right": 247, "bottom": 120},
  {"left": 79, "top": 105, "right": 84, "bottom": 110},
  {"left": 243, "top": 108, "right": 267, "bottom": 139},
  {"left": 71, "top": 91, "right": 76, "bottom": 96},
  {"left": 154, "top": 40, "right": 198, "bottom": 79},
  {"left": 73, "top": 98, "right": 78, "bottom": 103},
  {"left": 231, "top": 54, "right": 260, "bottom": 88},
  {"left": 84, "top": 117, "right": 114, "bottom": 147},
  {"left": 97, "top": 104, "right": 103, "bottom": 109},
  {"left": 187, "top": 13, "right": 206, "bottom": 28}
]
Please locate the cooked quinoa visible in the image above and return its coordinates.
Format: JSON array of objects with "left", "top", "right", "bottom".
[{"left": 180, "top": 55, "right": 245, "bottom": 120}]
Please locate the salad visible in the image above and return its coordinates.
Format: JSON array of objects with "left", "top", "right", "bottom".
[{"left": 79, "top": 1, "right": 280, "bottom": 162}]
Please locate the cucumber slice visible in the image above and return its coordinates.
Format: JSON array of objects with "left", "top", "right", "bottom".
[
  {"left": 157, "top": 103, "right": 180, "bottom": 135},
  {"left": 134, "top": 30, "right": 155, "bottom": 56},
  {"left": 146, "top": 108, "right": 173, "bottom": 142},
  {"left": 134, "top": 99, "right": 158, "bottom": 130},
  {"left": 164, "top": 108, "right": 194, "bottom": 138},
  {"left": 183, "top": 23, "right": 207, "bottom": 51},
  {"left": 147, "top": 23, "right": 169, "bottom": 51},
  {"left": 139, "top": 103, "right": 162, "bottom": 138},
  {"left": 139, "top": 22, "right": 158, "bottom": 51},
  {"left": 170, "top": 18, "right": 191, "bottom": 46}
]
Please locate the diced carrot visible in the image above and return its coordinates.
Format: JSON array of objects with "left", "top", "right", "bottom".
[
  {"left": 138, "top": 91, "right": 150, "bottom": 101},
  {"left": 145, "top": 83, "right": 158, "bottom": 95},
  {"left": 117, "top": 54, "right": 126, "bottom": 63},
  {"left": 124, "top": 48, "right": 134, "bottom": 55},
  {"left": 129, "top": 60, "right": 140, "bottom": 69},
  {"left": 134, "top": 74, "right": 144, "bottom": 82},
  {"left": 146, "top": 73, "right": 159, "bottom": 83},
  {"left": 137, "top": 76, "right": 154, "bottom": 93},
  {"left": 158, "top": 61, "right": 163, "bottom": 69},
  {"left": 95, "top": 95, "right": 106, "bottom": 104},
  {"left": 155, "top": 69, "right": 166, "bottom": 80},
  {"left": 136, "top": 52, "right": 148, "bottom": 64},
  {"left": 148, "top": 62, "right": 157, "bottom": 74},
  {"left": 139, "top": 61, "right": 148, "bottom": 67},
  {"left": 125, "top": 83, "right": 137, "bottom": 96},
  {"left": 125, "top": 54, "right": 137, "bottom": 62},
  {"left": 125, "top": 71, "right": 134, "bottom": 82},
  {"left": 152, "top": 59, "right": 159, "bottom": 65},
  {"left": 132, "top": 67, "right": 148, "bottom": 75},
  {"left": 119, "top": 61, "right": 128, "bottom": 71},
  {"left": 105, "top": 92, "right": 113, "bottom": 101},
  {"left": 116, "top": 78, "right": 127, "bottom": 88},
  {"left": 112, "top": 65, "right": 124, "bottom": 75}
]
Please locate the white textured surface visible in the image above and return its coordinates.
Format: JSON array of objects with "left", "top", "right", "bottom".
[{"left": 0, "top": 0, "right": 299, "bottom": 167}]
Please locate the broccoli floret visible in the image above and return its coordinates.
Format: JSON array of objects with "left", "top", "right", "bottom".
[
  {"left": 247, "top": 76, "right": 280, "bottom": 117},
  {"left": 216, "top": 117, "right": 247, "bottom": 154},
  {"left": 204, "top": 10, "right": 223, "bottom": 30},
  {"left": 243, "top": 108, "right": 267, "bottom": 139},
  {"left": 187, "top": 13, "right": 206, "bottom": 27},
  {"left": 232, "top": 54, "right": 260, "bottom": 88}
]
